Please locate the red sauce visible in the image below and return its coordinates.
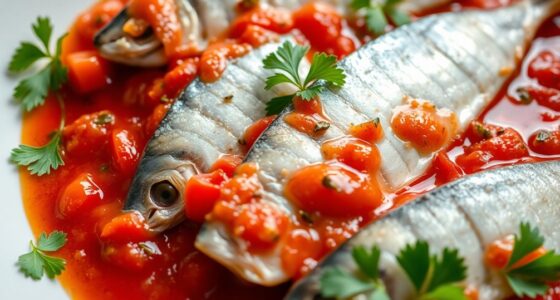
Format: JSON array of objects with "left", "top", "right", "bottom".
[{"left": 17, "top": 0, "right": 560, "bottom": 299}]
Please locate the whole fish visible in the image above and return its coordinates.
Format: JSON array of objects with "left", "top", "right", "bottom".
[
  {"left": 285, "top": 160, "right": 560, "bottom": 300},
  {"left": 195, "top": 0, "right": 559, "bottom": 286}
]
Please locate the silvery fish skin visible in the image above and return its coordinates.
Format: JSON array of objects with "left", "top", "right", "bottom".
[
  {"left": 195, "top": 0, "right": 558, "bottom": 286},
  {"left": 286, "top": 161, "right": 560, "bottom": 300},
  {"left": 123, "top": 41, "right": 298, "bottom": 232}
]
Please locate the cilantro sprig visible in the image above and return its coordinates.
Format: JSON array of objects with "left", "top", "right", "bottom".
[
  {"left": 320, "top": 246, "right": 389, "bottom": 299},
  {"left": 9, "top": 17, "right": 68, "bottom": 176},
  {"left": 17, "top": 231, "right": 68, "bottom": 280},
  {"left": 351, "top": 0, "right": 411, "bottom": 36},
  {"left": 503, "top": 222, "right": 560, "bottom": 298},
  {"left": 262, "top": 41, "right": 346, "bottom": 115},
  {"left": 320, "top": 241, "right": 467, "bottom": 300},
  {"left": 397, "top": 241, "right": 468, "bottom": 300}
]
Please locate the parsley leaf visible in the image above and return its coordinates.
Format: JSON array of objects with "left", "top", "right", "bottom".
[
  {"left": 320, "top": 245, "right": 389, "bottom": 299},
  {"left": 397, "top": 241, "right": 467, "bottom": 299},
  {"left": 8, "top": 16, "right": 68, "bottom": 176},
  {"left": 351, "top": 0, "right": 411, "bottom": 36},
  {"left": 10, "top": 131, "right": 64, "bottom": 176},
  {"left": 17, "top": 231, "right": 67, "bottom": 280},
  {"left": 503, "top": 222, "right": 560, "bottom": 298},
  {"left": 262, "top": 41, "right": 346, "bottom": 115}
]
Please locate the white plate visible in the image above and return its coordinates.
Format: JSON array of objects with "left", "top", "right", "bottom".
[{"left": 0, "top": 1, "right": 92, "bottom": 299}]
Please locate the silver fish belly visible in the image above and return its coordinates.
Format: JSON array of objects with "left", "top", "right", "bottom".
[
  {"left": 285, "top": 160, "right": 560, "bottom": 300},
  {"left": 123, "top": 41, "right": 297, "bottom": 232},
  {"left": 195, "top": 0, "right": 558, "bottom": 286}
]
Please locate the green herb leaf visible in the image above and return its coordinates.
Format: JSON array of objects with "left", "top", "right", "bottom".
[
  {"left": 351, "top": 0, "right": 371, "bottom": 10},
  {"left": 352, "top": 245, "right": 381, "bottom": 279},
  {"left": 32, "top": 17, "right": 53, "bottom": 52},
  {"left": 265, "top": 94, "right": 294, "bottom": 116},
  {"left": 397, "top": 241, "right": 431, "bottom": 291},
  {"left": 385, "top": 7, "right": 411, "bottom": 26},
  {"left": 507, "top": 222, "right": 544, "bottom": 269},
  {"left": 506, "top": 275, "right": 548, "bottom": 299},
  {"left": 10, "top": 131, "right": 64, "bottom": 176},
  {"left": 262, "top": 41, "right": 346, "bottom": 113},
  {"left": 428, "top": 248, "right": 467, "bottom": 292},
  {"left": 366, "top": 6, "right": 388, "bottom": 36},
  {"left": 17, "top": 231, "right": 67, "bottom": 280},
  {"left": 9, "top": 42, "right": 46, "bottom": 72},
  {"left": 369, "top": 287, "right": 391, "bottom": 300},
  {"left": 421, "top": 284, "right": 468, "bottom": 300},
  {"left": 13, "top": 66, "right": 51, "bottom": 112},
  {"left": 320, "top": 268, "right": 376, "bottom": 298}
]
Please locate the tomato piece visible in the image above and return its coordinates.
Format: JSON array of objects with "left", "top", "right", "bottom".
[
  {"left": 123, "top": 71, "right": 165, "bottom": 109},
  {"left": 145, "top": 103, "right": 171, "bottom": 137},
  {"left": 391, "top": 99, "right": 458, "bottom": 154},
  {"left": 528, "top": 50, "right": 560, "bottom": 89},
  {"left": 163, "top": 57, "right": 199, "bottom": 98},
  {"left": 284, "top": 112, "right": 331, "bottom": 137},
  {"left": 281, "top": 228, "right": 322, "bottom": 279},
  {"left": 129, "top": 0, "right": 184, "bottom": 58},
  {"left": 285, "top": 162, "right": 383, "bottom": 217},
  {"left": 75, "top": 0, "right": 124, "bottom": 45},
  {"left": 57, "top": 173, "right": 104, "bottom": 218},
  {"left": 523, "top": 86, "right": 560, "bottom": 112},
  {"left": 240, "top": 116, "right": 276, "bottom": 149},
  {"left": 111, "top": 129, "right": 141, "bottom": 175},
  {"left": 67, "top": 51, "right": 111, "bottom": 93},
  {"left": 232, "top": 201, "right": 290, "bottom": 250},
  {"left": 199, "top": 42, "right": 252, "bottom": 82},
  {"left": 102, "top": 241, "right": 155, "bottom": 272},
  {"left": 348, "top": 119, "right": 384, "bottom": 143},
  {"left": 63, "top": 111, "right": 115, "bottom": 156},
  {"left": 178, "top": 252, "right": 224, "bottom": 299},
  {"left": 321, "top": 136, "right": 381, "bottom": 174},
  {"left": 239, "top": 25, "right": 280, "bottom": 47},
  {"left": 229, "top": 6, "right": 293, "bottom": 38},
  {"left": 529, "top": 129, "right": 560, "bottom": 155},
  {"left": 433, "top": 152, "right": 463, "bottom": 185},
  {"left": 292, "top": 3, "right": 356, "bottom": 58},
  {"left": 209, "top": 154, "right": 243, "bottom": 177},
  {"left": 184, "top": 170, "right": 228, "bottom": 223},
  {"left": 293, "top": 97, "right": 324, "bottom": 115},
  {"left": 100, "top": 211, "right": 153, "bottom": 243}
]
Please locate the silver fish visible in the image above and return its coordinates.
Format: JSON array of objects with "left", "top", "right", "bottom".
[
  {"left": 123, "top": 40, "right": 298, "bottom": 232},
  {"left": 285, "top": 160, "right": 560, "bottom": 300},
  {"left": 195, "top": 0, "right": 559, "bottom": 286}
]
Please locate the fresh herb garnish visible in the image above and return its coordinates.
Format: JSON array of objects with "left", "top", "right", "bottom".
[
  {"left": 262, "top": 41, "right": 346, "bottom": 115},
  {"left": 397, "top": 241, "right": 468, "bottom": 300},
  {"left": 9, "top": 17, "right": 68, "bottom": 176},
  {"left": 351, "top": 0, "right": 411, "bottom": 36},
  {"left": 17, "top": 231, "right": 67, "bottom": 280},
  {"left": 503, "top": 222, "right": 560, "bottom": 298},
  {"left": 320, "top": 245, "right": 389, "bottom": 299}
]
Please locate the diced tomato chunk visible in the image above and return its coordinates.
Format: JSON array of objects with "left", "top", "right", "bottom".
[
  {"left": 528, "top": 50, "right": 560, "bottom": 89},
  {"left": 111, "top": 129, "right": 141, "bottom": 175},
  {"left": 178, "top": 252, "right": 224, "bottom": 298},
  {"left": 285, "top": 161, "right": 383, "bottom": 217},
  {"left": 209, "top": 154, "right": 243, "bottom": 177},
  {"left": 321, "top": 136, "right": 381, "bottom": 174},
  {"left": 528, "top": 128, "right": 560, "bottom": 155},
  {"left": 75, "top": 0, "right": 124, "bottom": 45},
  {"left": 239, "top": 25, "right": 280, "bottom": 47},
  {"left": 100, "top": 211, "right": 153, "bottom": 243},
  {"left": 58, "top": 173, "right": 104, "bottom": 218},
  {"left": 281, "top": 228, "right": 322, "bottom": 278},
  {"left": 123, "top": 71, "right": 165, "bottom": 109},
  {"left": 63, "top": 111, "right": 115, "bottom": 156},
  {"left": 67, "top": 51, "right": 111, "bottom": 93},
  {"left": 199, "top": 42, "right": 252, "bottom": 82},
  {"left": 102, "top": 241, "right": 155, "bottom": 272},
  {"left": 184, "top": 170, "right": 228, "bottom": 223},
  {"left": 349, "top": 119, "right": 384, "bottom": 143},
  {"left": 240, "top": 116, "right": 276, "bottom": 149},
  {"left": 232, "top": 201, "right": 290, "bottom": 250},
  {"left": 163, "top": 57, "right": 199, "bottom": 98},
  {"left": 229, "top": 6, "right": 293, "bottom": 38},
  {"left": 521, "top": 86, "right": 560, "bottom": 112},
  {"left": 433, "top": 152, "right": 463, "bottom": 185},
  {"left": 145, "top": 104, "right": 171, "bottom": 137}
]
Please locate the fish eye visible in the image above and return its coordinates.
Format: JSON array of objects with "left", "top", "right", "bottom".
[{"left": 150, "top": 181, "right": 179, "bottom": 207}]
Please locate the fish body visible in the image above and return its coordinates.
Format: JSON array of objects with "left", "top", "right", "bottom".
[
  {"left": 123, "top": 41, "right": 298, "bottom": 232},
  {"left": 285, "top": 160, "right": 560, "bottom": 300},
  {"left": 195, "top": 0, "right": 558, "bottom": 286}
]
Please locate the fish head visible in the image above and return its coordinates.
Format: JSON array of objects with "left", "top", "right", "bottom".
[{"left": 124, "top": 154, "right": 198, "bottom": 233}]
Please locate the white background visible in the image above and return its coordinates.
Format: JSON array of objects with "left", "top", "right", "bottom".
[{"left": 0, "top": 0, "right": 92, "bottom": 299}]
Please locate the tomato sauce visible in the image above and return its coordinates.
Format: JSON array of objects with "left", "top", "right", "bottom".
[{"left": 17, "top": 0, "right": 560, "bottom": 299}]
